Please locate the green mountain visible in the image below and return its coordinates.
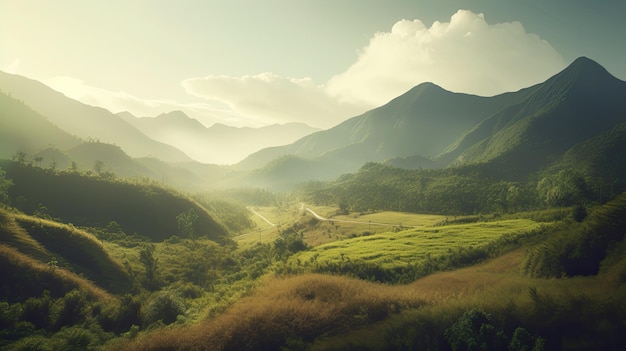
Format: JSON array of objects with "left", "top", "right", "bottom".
[
  {"left": 236, "top": 80, "right": 536, "bottom": 176},
  {"left": 440, "top": 57, "right": 626, "bottom": 176},
  {"left": 0, "top": 70, "right": 191, "bottom": 163},
  {"left": 121, "top": 110, "right": 320, "bottom": 164},
  {"left": 236, "top": 57, "right": 625, "bottom": 187},
  {"left": 0, "top": 91, "right": 81, "bottom": 159}
]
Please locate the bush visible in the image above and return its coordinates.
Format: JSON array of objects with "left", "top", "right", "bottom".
[{"left": 142, "top": 292, "right": 185, "bottom": 327}]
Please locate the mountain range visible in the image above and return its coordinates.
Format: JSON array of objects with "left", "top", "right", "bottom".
[
  {"left": 2, "top": 57, "right": 625, "bottom": 190},
  {"left": 119, "top": 111, "right": 319, "bottom": 164},
  {"left": 236, "top": 57, "right": 626, "bottom": 186}
]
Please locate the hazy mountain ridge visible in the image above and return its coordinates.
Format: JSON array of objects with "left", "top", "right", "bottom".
[
  {"left": 0, "top": 71, "right": 191, "bottom": 163},
  {"left": 0, "top": 91, "right": 81, "bottom": 159},
  {"left": 120, "top": 110, "right": 320, "bottom": 164}
]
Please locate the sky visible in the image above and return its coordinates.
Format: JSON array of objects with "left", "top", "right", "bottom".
[{"left": 2, "top": 0, "right": 625, "bottom": 129}]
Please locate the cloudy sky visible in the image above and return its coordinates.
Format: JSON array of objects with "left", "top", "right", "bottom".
[{"left": 2, "top": 0, "right": 625, "bottom": 129}]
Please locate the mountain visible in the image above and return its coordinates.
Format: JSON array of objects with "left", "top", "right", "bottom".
[
  {"left": 120, "top": 110, "right": 320, "bottom": 164},
  {"left": 440, "top": 57, "right": 626, "bottom": 176},
  {"left": 0, "top": 91, "right": 81, "bottom": 159},
  {"left": 235, "top": 57, "right": 626, "bottom": 187},
  {"left": 0, "top": 71, "right": 191, "bottom": 163},
  {"left": 236, "top": 80, "right": 537, "bottom": 178}
]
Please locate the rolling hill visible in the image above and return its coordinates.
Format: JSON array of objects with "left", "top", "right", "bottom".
[{"left": 0, "top": 160, "right": 230, "bottom": 242}]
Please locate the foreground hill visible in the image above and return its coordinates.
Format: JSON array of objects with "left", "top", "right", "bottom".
[
  {"left": 0, "top": 70, "right": 191, "bottom": 163},
  {"left": 0, "top": 209, "right": 132, "bottom": 296},
  {"left": 116, "top": 193, "right": 626, "bottom": 351},
  {"left": 121, "top": 110, "right": 320, "bottom": 164},
  {"left": 0, "top": 160, "right": 229, "bottom": 242}
]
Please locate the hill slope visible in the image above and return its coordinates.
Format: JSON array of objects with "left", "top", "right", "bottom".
[
  {"left": 0, "top": 91, "right": 81, "bottom": 159},
  {"left": 0, "top": 209, "right": 131, "bottom": 297},
  {"left": 0, "top": 70, "right": 191, "bottom": 163},
  {"left": 440, "top": 57, "right": 626, "bottom": 176},
  {"left": 237, "top": 82, "right": 535, "bottom": 172},
  {"left": 0, "top": 160, "right": 229, "bottom": 242}
]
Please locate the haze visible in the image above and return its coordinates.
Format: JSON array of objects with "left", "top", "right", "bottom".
[{"left": 2, "top": 1, "right": 624, "bottom": 130}]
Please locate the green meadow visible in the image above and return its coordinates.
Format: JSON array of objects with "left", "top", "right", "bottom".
[{"left": 293, "top": 219, "right": 545, "bottom": 269}]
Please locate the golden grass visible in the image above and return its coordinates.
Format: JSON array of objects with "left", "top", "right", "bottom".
[
  {"left": 0, "top": 243, "right": 113, "bottom": 301},
  {"left": 1, "top": 209, "right": 132, "bottom": 294},
  {"left": 114, "top": 242, "right": 626, "bottom": 351},
  {"left": 0, "top": 208, "right": 51, "bottom": 261},
  {"left": 116, "top": 273, "right": 427, "bottom": 351}
]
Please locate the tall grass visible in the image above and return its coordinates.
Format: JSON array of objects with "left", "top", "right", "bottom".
[
  {"left": 0, "top": 243, "right": 112, "bottom": 302},
  {"left": 12, "top": 213, "right": 133, "bottom": 294}
]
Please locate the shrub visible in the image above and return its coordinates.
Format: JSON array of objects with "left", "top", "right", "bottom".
[{"left": 142, "top": 292, "right": 185, "bottom": 327}]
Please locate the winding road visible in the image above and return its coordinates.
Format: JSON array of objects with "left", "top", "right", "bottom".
[
  {"left": 248, "top": 208, "right": 276, "bottom": 227},
  {"left": 300, "top": 203, "right": 420, "bottom": 229}
]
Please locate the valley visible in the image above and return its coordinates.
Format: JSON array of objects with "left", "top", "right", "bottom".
[{"left": 1, "top": 56, "right": 626, "bottom": 350}]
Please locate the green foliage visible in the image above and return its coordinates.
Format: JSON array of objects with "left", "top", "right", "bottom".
[
  {"left": 176, "top": 208, "right": 199, "bottom": 240},
  {"left": 0, "top": 160, "right": 229, "bottom": 242},
  {"left": 536, "top": 169, "right": 591, "bottom": 207},
  {"left": 139, "top": 244, "right": 160, "bottom": 291},
  {"left": 273, "top": 226, "right": 308, "bottom": 259},
  {"left": 523, "top": 192, "right": 626, "bottom": 277},
  {"left": 142, "top": 292, "right": 185, "bottom": 327},
  {"left": 0, "top": 166, "right": 13, "bottom": 205},
  {"left": 444, "top": 309, "right": 507, "bottom": 351},
  {"left": 193, "top": 194, "right": 256, "bottom": 233},
  {"left": 303, "top": 162, "right": 541, "bottom": 215}
]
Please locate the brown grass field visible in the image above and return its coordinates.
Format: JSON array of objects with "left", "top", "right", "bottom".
[{"left": 114, "top": 243, "right": 626, "bottom": 351}]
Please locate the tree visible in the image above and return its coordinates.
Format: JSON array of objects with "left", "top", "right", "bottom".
[
  {"left": 34, "top": 156, "right": 43, "bottom": 167},
  {"left": 139, "top": 244, "right": 159, "bottom": 291},
  {"left": 0, "top": 167, "right": 13, "bottom": 206},
  {"left": 68, "top": 161, "right": 78, "bottom": 173},
  {"left": 12, "top": 151, "right": 28, "bottom": 165},
  {"left": 93, "top": 160, "right": 105, "bottom": 175},
  {"left": 177, "top": 208, "right": 199, "bottom": 240}
]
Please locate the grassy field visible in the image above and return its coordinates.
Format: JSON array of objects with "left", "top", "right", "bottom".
[
  {"left": 234, "top": 205, "right": 296, "bottom": 247},
  {"left": 292, "top": 219, "right": 545, "bottom": 269}
]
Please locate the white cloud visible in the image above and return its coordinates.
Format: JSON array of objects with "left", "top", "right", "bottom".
[
  {"left": 43, "top": 76, "right": 243, "bottom": 127},
  {"left": 182, "top": 73, "right": 364, "bottom": 129},
  {"left": 326, "top": 10, "right": 566, "bottom": 107},
  {"left": 37, "top": 10, "right": 567, "bottom": 131}
]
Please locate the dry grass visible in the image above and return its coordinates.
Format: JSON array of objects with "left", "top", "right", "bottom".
[
  {"left": 116, "top": 273, "right": 427, "bottom": 351},
  {"left": 0, "top": 243, "right": 113, "bottom": 301},
  {"left": 117, "top": 243, "right": 626, "bottom": 351}
]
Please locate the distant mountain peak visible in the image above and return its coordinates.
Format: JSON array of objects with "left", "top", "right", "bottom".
[{"left": 543, "top": 56, "right": 619, "bottom": 91}]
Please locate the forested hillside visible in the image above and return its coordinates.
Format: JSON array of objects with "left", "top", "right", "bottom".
[{"left": 0, "top": 160, "right": 229, "bottom": 242}]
